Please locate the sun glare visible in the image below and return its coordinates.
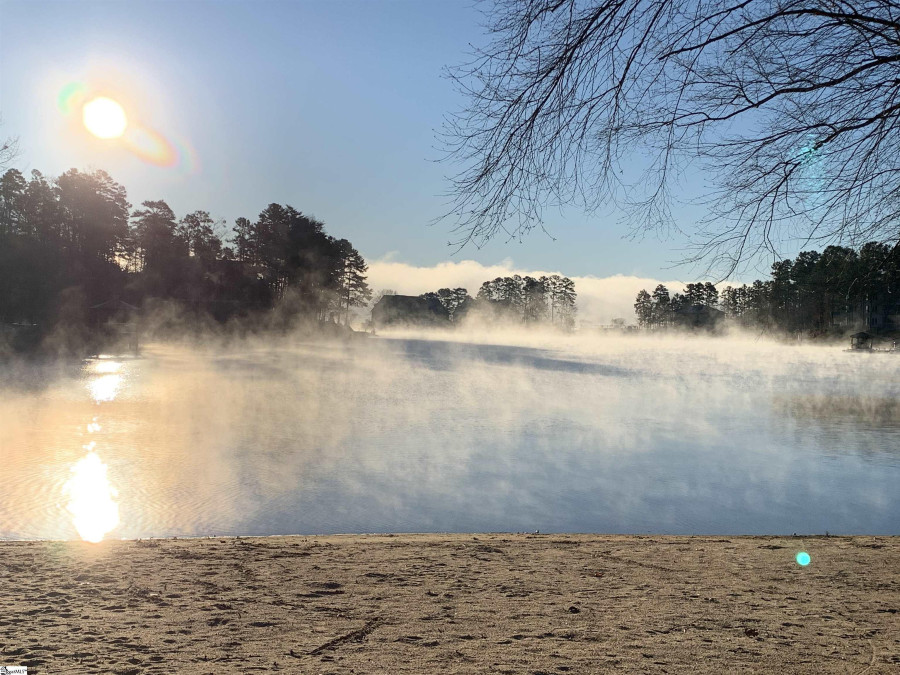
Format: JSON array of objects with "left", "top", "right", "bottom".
[
  {"left": 89, "top": 373, "right": 122, "bottom": 403},
  {"left": 83, "top": 96, "right": 128, "bottom": 139},
  {"left": 64, "top": 449, "right": 120, "bottom": 543}
]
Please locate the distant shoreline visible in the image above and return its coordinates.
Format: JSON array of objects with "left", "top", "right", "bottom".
[{"left": 3, "top": 533, "right": 897, "bottom": 672}]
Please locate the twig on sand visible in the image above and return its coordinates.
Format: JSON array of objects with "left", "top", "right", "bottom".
[
  {"left": 853, "top": 640, "right": 877, "bottom": 675},
  {"left": 308, "top": 618, "right": 383, "bottom": 656}
]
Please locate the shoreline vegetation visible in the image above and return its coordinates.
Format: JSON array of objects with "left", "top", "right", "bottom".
[
  {"left": 4, "top": 167, "right": 900, "bottom": 359},
  {"left": 634, "top": 244, "right": 900, "bottom": 340},
  {"left": 0, "top": 166, "right": 576, "bottom": 360},
  {"left": 0, "top": 166, "right": 377, "bottom": 358},
  {"left": 1, "top": 533, "right": 897, "bottom": 672}
]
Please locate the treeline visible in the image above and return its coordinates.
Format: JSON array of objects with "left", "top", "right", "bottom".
[
  {"left": 635, "top": 243, "right": 900, "bottom": 334},
  {"left": 0, "top": 167, "right": 371, "bottom": 350},
  {"left": 419, "top": 274, "right": 577, "bottom": 330},
  {"left": 634, "top": 282, "right": 718, "bottom": 329}
]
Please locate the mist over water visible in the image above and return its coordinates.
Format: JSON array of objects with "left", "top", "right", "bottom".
[{"left": 1, "top": 331, "right": 898, "bottom": 540}]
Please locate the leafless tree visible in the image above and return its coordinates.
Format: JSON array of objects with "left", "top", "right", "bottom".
[
  {"left": 0, "top": 134, "right": 17, "bottom": 172},
  {"left": 441, "top": 0, "right": 900, "bottom": 272}
]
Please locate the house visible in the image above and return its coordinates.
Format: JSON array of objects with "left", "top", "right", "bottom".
[
  {"left": 867, "top": 297, "right": 900, "bottom": 332},
  {"left": 89, "top": 299, "right": 139, "bottom": 323},
  {"left": 89, "top": 300, "right": 140, "bottom": 354},
  {"left": 0, "top": 322, "right": 40, "bottom": 351},
  {"left": 371, "top": 295, "right": 450, "bottom": 329},
  {"left": 673, "top": 304, "right": 725, "bottom": 331},
  {"left": 849, "top": 331, "right": 873, "bottom": 350}
]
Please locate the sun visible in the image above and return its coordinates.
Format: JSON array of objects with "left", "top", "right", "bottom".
[{"left": 83, "top": 96, "right": 128, "bottom": 139}]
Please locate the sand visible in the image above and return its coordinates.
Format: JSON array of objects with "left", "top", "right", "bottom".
[{"left": 1, "top": 534, "right": 897, "bottom": 673}]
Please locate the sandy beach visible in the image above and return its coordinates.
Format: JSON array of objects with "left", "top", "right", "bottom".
[{"left": 1, "top": 534, "right": 897, "bottom": 673}]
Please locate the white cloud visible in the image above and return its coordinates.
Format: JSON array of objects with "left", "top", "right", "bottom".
[{"left": 365, "top": 258, "right": 686, "bottom": 325}]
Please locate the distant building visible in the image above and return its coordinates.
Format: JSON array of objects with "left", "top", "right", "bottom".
[
  {"left": 0, "top": 322, "right": 40, "bottom": 351},
  {"left": 849, "top": 331, "right": 873, "bottom": 350},
  {"left": 371, "top": 294, "right": 450, "bottom": 329},
  {"left": 89, "top": 299, "right": 139, "bottom": 324},
  {"left": 867, "top": 298, "right": 900, "bottom": 332},
  {"left": 89, "top": 299, "right": 140, "bottom": 354},
  {"left": 673, "top": 304, "right": 725, "bottom": 331},
  {"left": 831, "top": 303, "right": 900, "bottom": 333}
]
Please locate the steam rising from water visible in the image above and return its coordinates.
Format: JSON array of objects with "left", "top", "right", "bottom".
[{"left": 0, "top": 330, "right": 897, "bottom": 539}]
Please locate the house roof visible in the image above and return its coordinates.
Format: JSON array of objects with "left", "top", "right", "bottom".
[{"left": 90, "top": 300, "right": 139, "bottom": 311}]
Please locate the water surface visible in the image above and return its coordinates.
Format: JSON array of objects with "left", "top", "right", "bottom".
[{"left": 1, "top": 333, "right": 897, "bottom": 539}]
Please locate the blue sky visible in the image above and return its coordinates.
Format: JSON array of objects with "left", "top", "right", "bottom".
[{"left": 1, "top": 0, "right": 718, "bottom": 285}]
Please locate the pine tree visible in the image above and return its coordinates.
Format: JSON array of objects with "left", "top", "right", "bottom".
[
  {"left": 634, "top": 290, "right": 653, "bottom": 329},
  {"left": 335, "top": 239, "right": 371, "bottom": 325}
]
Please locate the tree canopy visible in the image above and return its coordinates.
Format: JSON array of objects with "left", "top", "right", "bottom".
[
  {"left": 443, "top": 0, "right": 900, "bottom": 270},
  {"left": 0, "top": 166, "right": 371, "bottom": 351},
  {"left": 635, "top": 241, "right": 900, "bottom": 333},
  {"left": 420, "top": 274, "right": 578, "bottom": 330}
]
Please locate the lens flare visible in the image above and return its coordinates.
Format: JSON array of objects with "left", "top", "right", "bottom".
[
  {"left": 57, "top": 80, "right": 197, "bottom": 174},
  {"left": 83, "top": 97, "right": 128, "bottom": 139},
  {"left": 123, "top": 125, "right": 178, "bottom": 167},
  {"left": 796, "top": 551, "right": 811, "bottom": 566},
  {"left": 57, "top": 81, "right": 87, "bottom": 115},
  {"left": 64, "top": 450, "right": 120, "bottom": 543},
  {"left": 172, "top": 136, "right": 200, "bottom": 175}
]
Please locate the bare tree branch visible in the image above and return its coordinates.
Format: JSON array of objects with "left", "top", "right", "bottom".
[{"left": 439, "top": 0, "right": 900, "bottom": 273}]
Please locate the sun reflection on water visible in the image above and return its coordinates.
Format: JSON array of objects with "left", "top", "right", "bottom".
[
  {"left": 87, "top": 359, "right": 123, "bottom": 403},
  {"left": 88, "top": 375, "right": 122, "bottom": 403},
  {"left": 66, "top": 360, "right": 126, "bottom": 542},
  {"left": 93, "top": 360, "right": 122, "bottom": 375},
  {"left": 64, "top": 442, "right": 120, "bottom": 543}
]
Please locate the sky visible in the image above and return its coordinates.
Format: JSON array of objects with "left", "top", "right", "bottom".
[{"left": 1, "top": 0, "right": 743, "bottom": 322}]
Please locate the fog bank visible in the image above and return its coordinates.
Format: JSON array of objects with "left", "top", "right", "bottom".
[{"left": 366, "top": 258, "right": 687, "bottom": 324}]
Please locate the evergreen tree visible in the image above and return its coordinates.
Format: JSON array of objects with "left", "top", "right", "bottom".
[
  {"left": 651, "top": 284, "right": 670, "bottom": 328},
  {"left": 634, "top": 290, "right": 653, "bottom": 329},
  {"left": 131, "top": 200, "right": 185, "bottom": 275},
  {"left": 232, "top": 216, "right": 255, "bottom": 263},
  {"left": 334, "top": 238, "right": 371, "bottom": 325},
  {"left": 178, "top": 211, "right": 223, "bottom": 266},
  {"left": 522, "top": 276, "right": 548, "bottom": 325}
]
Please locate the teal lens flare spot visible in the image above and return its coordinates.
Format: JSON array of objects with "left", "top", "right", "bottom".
[{"left": 796, "top": 551, "right": 811, "bottom": 566}]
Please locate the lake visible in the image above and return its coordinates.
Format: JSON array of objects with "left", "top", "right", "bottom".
[{"left": 1, "top": 332, "right": 898, "bottom": 540}]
